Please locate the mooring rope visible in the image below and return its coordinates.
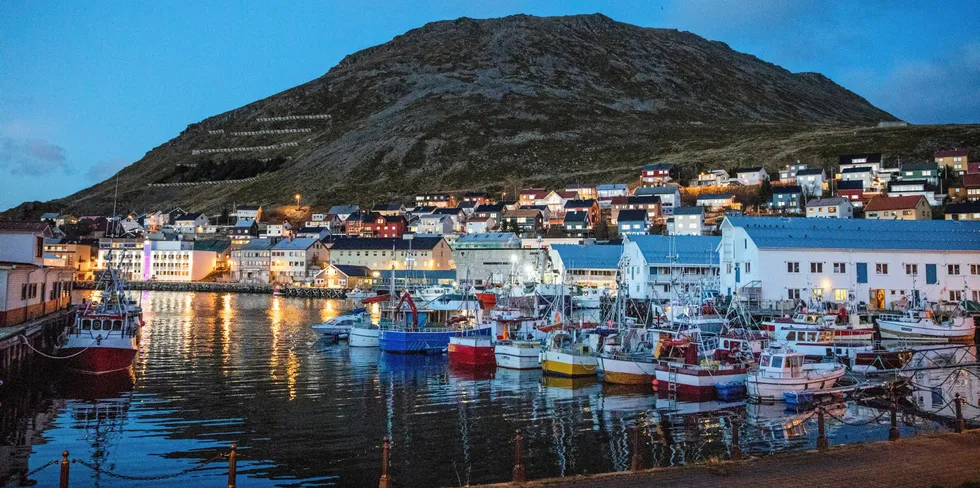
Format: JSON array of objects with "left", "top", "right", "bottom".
[{"left": 19, "top": 335, "right": 97, "bottom": 360}]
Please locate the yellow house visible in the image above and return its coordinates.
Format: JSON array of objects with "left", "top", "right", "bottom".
[{"left": 864, "top": 195, "right": 931, "bottom": 220}]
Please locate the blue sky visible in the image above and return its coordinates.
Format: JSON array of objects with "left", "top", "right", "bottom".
[{"left": 1, "top": 1, "right": 978, "bottom": 211}]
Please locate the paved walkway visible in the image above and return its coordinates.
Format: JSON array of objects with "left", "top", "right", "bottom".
[{"left": 472, "top": 431, "right": 980, "bottom": 488}]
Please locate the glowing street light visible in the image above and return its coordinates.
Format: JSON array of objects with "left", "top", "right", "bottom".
[{"left": 295, "top": 193, "right": 301, "bottom": 208}]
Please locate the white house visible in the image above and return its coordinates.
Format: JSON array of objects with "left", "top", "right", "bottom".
[
  {"left": 839, "top": 153, "right": 882, "bottom": 174},
  {"left": 0, "top": 222, "right": 73, "bottom": 326},
  {"left": 621, "top": 235, "right": 721, "bottom": 301},
  {"left": 696, "top": 193, "right": 736, "bottom": 210},
  {"left": 888, "top": 180, "right": 945, "bottom": 206},
  {"left": 779, "top": 162, "right": 809, "bottom": 183},
  {"left": 805, "top": 197, "right": 854, "bottom": 219},
  {"left": 415, "top": 214, "right": 454, "bottom": 235},
  {"left": 95, "top": 237, "right": 218, "bottom": 282},
  {"left": 270, "top": 238, "right": 328, "bottom": 284},
  {"left": 233, "top": 205, "right": 262, "bottom": 221},
  {"left": 596, "top": 184, "right": 630, "bottom": 209},
  {"left": 719, "top": 217, "right": 980, "bottom": 309},
  {"left": 263, "top": 222, "right": 293, "bottom": 238},
  {"left": 734, "top": 167, "right": 768, "bottom": 186},
  {"left": 668, "top": 207, "right": 704, "bottom": 235},
  {"left": 173, "top": 213, "right": 209, "bottom": 234},
  {"left": 549, "top": 244, "right": 621, "bottom": 290},
  {"left": 465, "top": 217, "right": 495, "bottom": 234},
  {"left": 840, "top": 167, "right": 875, "bottom": 190},
  {"left": 795, "top": 168, "right": 826, "bottom": 198},
  {"left": 695, "top": 170, "right": 730, "bottom": 187},
  {"left": 231, "top": 238, "right": 275, "bottom": 284},
  {"left": 635, "top": 186, "right": 681, "bottom": 215},
  {"left": 327, "top": 205, "right": 360, "bottom": 221}
]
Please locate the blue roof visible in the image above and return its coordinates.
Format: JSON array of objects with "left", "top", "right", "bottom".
[
  {"left": 378, "top": 269, "right": 456, "bottom": 280},
  {"left": 272, "top": 237, "right": 320, "bottom": 250},
  {"left": 597, "top": 183, "right": 628, "bottom": 191},
  {"left": 726, "top": 216, "right": 980, "bottom": 251},
  {"left": 551, "top": 244, "right": 622, "bottom": 269},
  {"left": 628, "top": 235, "right": 720, "bottom": 265},
  {"left": 239, "top": 238, "right": 276, "bottom": 250}
]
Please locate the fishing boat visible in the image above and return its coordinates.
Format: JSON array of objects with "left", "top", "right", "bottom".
[
  {"left": 745, "top": 345, "right": 846, "bottom": 401},
  {"left": 761, "top": 310, "right": 874, "bottom": 341},
  {"left": 651, "top": 337, "right": 749, "bottom": 401},
  {"left": 60, "top": 262, "right": 142, "bottom": 374},
  {"left": 312, "top": 308, "right": 368, "bottom": 339},
  {"left": 571, "top": 286, "right": 605, "bottom": 309},
  {"left": 877, "top": 307, "right": 975, "bottom": 343},
  {"left": 414, "top": 285, "right": 455, "bottom": 303},
  {"left": 346, "top": 287, "right": 378, "bottom": 301},
  {"left": 540, "top": 329, "right": 607, "bottom": 377},
  {"left": 597, "top": 327, "right": 663, "bottom": 385},
  {"left": 494, "top": 340, "right": 542, "bottom": 369},
  {"left": 448, "top": 334, "right": 495, "bottom": 366},
  {"left": 349, "top": 324, "right": 381, "bottom": 347},
  {"left": 379, "top": 292, "right": 490, "bottom": 354}
]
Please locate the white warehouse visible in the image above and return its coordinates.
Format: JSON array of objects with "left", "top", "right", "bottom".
[
  {"left": 621, "top": 235, "right": 721, "bottom": 301},
  {"left": 719, "top": 217, "right": 980, "bottom": 309}
]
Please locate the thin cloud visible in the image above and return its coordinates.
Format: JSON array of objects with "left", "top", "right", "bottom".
[
  {"left": 0, "top": 137, "right": 70, "bottom": 175},
  {"left": 85, "top": 158, "right": 129, "bottom": 182}
]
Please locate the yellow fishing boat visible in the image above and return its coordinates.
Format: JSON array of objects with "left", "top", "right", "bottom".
[{"left": 540, "top": 330, "right": 600, "bottom": 378}]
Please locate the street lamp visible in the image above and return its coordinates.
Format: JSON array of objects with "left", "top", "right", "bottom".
[{"left": 295, "top": 193, "right": 301, "bottom": 208}]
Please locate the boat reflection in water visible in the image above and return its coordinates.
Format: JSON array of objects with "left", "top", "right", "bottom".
[{"left": 905, "top": 345, "right": 980, "bottom": 423}]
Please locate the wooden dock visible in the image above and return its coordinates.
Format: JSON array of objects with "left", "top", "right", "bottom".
[
  {"left": 0, "top": 310, "right": 72, "bottom": 384},
  {"left": 469, "top": 430, "right": 980, "bottom": 488},
  {"left": 73, "top": 280, "right": 347, "bottom": 299}
]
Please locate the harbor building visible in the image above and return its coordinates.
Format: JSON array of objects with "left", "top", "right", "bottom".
[
  {"left": 0, "top": 222, "right": 74, "bottom": 326},
  {"left": 328, "top": 236, "right": 453, "bottom": 271},
  {"left": 719, "top": 217, "right": 980, "bottom": 309},
  {"left": 621, "top": 234, "right": 721, "bottom": 301},
  {"left": 549, "top": 244, "right": 621, "bottom": 290},
  {"left": 452, "top": 233, "right": 546, "bottom": 287}
]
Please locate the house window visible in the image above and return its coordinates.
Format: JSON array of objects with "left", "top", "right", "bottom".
[
  {"left": 812, "top": 288, "right": 824, "bottom": 300},
  {"left": 948, "top": 264, "right": 960, "bottom": 275},
  {"left": 971, "top": 264, "right": 980, "bottom": 275},
  {"left": 810, "top": 262, "right": 823, "bottom": 273},
  {"left": 745, "top": 262, "right": 751, "bottom": 273},
  {"left": 787, "top": 289, "right": 801, "bottom": 300},
  {"left": 787, "top": 262, "right": 800, "bottom": 273},
  {"left": 905, "top": 264, "right": 918, "bottom": 275},
  {"left": 876, "top": 263, "right": 888, "bottom": 275},
  {"left": 950, "top": 290, "right": 963, "bottom": 301},
  {"left": 834, "top": 289, "right": 848, "bottom": 302},
  {"left": 833, "top": 262, "right": 846, "bottom": 274}
]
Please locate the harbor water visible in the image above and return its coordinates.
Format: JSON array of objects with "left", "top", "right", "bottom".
[{"left": 0, "top": 292, "right": 953, "bottom": 487}]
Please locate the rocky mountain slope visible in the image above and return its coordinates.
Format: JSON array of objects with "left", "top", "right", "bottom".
[{"left": 9, "top": 13, "right": 952, "bottom": 217}]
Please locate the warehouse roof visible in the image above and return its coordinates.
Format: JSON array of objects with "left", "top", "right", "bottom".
[
  {"left": 725, "top": 216, "right": 980, "bottom": 251},
  {"left": 551, "top": 244, "right": 622, "bottom": 270},
  {"left": 628, "top": 235, "right": 720, "bottom": 265}
]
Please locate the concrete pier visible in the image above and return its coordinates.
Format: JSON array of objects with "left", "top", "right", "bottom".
[{"left": 470, "top": 430, "right": 980, "bottom": 488}]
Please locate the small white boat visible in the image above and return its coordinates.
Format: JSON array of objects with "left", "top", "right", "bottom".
[
  {"left": 494, "top": 340, "right": 542, "bottom": 370},
  {"left": 312, "top": 308, "right": 369, "bottom": 339},
  {"left": 346, "top": 287, "right": 377, "bottom": 301},
  {"left": 349, "top": 324, "right": 380, "bottom": 347},
  {"left": 746, "top": 346, "right": 845, "bottom": 401},
  {"left": 571, "top": 287, "right": 605, "bottom": 309},
  {"left": 414, "top": 285, "right": 455, "bottom": 303},
  {"left": 877, "top": 308, "right": 975, "bottom": 343}
]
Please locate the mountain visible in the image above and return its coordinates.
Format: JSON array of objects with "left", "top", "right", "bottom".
[{"left": 10, "top": 13, "right": 977, "bottom": 217}]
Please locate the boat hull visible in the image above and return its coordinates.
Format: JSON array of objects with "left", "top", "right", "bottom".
[
  {"left": 494, "top": 342, "right": 541, "bottom": 370},
  {"left": 541, "top": 350, "right": 598, "bottom": 378},
  {"left": 746, "top": 369, "right": 845, "bottom": 401},
  {"left": 653, "top": 365, "right": 747, "bottom": 401},
  {"left": 349, "top": 327, "right": 380, "bottom": 347},
  {"left": 380, "top": 327, "right": 491, "bottom": 354},
  {"left": 878, "top": 320, "right": 975, "bottom": 343},
  {"left": 61, "top": 346, "right": 137, "bottom": 375},
  {"left": 448, "top": 337, "right": 496, "bottom": 366},
  {"left": 597, "top": 356, "right": 658, "bottom": 385}
]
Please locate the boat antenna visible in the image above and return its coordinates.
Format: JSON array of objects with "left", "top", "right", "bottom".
[{"left": 111, "top": 172, "right": 120, "bottom": 237}]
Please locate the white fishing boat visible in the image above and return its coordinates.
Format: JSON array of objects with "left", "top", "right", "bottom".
[
  {"left": 349, "top": 325, "right": 380, "bottom": 347},
  {"left": 746, "top": 346, "right": 845, "bottom": 401},
  {"left": 494, "top": 340, "right": 542, "bottom": 369},
  {"left": 762, "top": 311, "right": 874, "bottom": 341},
  {"left": 312, "top": 308, "right": 369, "bottom": 339},
  {"left": 877, "top": 308, "right": 975, "bottom": 343},
  {"left": 346, "top": 287, "right": 377, "bottom": 300},
  {"left": 414, "top": 285, "right": 455, "bottom": 303},
  {"left": 571, "top": 287, "right": 605, "bottom": 309}
]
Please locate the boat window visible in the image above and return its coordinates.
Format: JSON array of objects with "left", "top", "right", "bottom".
[
  {"left": 82, "top": 319, "right": 91, "bottom": 330},
  {"left": 723, "top": 340, "right": 729, "bottom": 348},
  {"left": 761, "top": 355, "right": 771, "bottom": 367},
  {"left": 113, "top": 320, "right": 123, "bottom": 331},
  {"left": 807, "top": 332, "right": 817, "bottom": 342},
  {"left": 771, "top": 356, "right": 783, "bottom": 368},
  {"left": 92, "top": 320, "right": 102, "bottom": 330},
  {"left": 787, "top": 356, "right": 803, "bottom": 368},
  {"left": 786, "top": 331, "right": 796, "bottom": 341}
]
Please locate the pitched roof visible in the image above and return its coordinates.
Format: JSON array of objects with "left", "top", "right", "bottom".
[
  {"left": 726, "top": 216, "right": 980, "bottom": 251},
  {"left": 328, "top": 236, "right": 444, "bottom": 251},
  {"left": 634, "top": 186, "right": 678, "bottom": 196},
  {"left": 239, "top": 238, "right": 276, "bottom": 251},
  {"left": 643, "top": 163, "right": 673, "bottom": 171},
  {"left": 563, "top": 199, "right": 597, "bottom": 209},
  {"left": 795, "top": 168, "right": 825, "bottom": 176},
  {"left": 455, "top": 233, "right": 519, "bottom": 246},
  {"left": 839, "top": 153, "right": 882, "bottom": 165},
  {"left": 597, "top": 183, "right": 629, "bottom": 191},
  {"left": 327, "top": 205, "right": 359, "bottom": 215},
  {"left": 563, "top": 210, "right": 590, "bottom": 222},
  {"left": 551, "top": 244, "right": 622, "bottom": 269},
  {"left": 935, "top": 149, "right": 968, "bottom": 158},
  {"left": 806, "top": 197, "right": 849, "bottom": 207},
  {"left": 946, "top": 202, "right": 980, "bottom": 215},
  {"left": 628, "top": 235, "right": 720, "bottom": 265},
  {"left": 40, "top": 212, "right": 60, "bottom": 220},
  {"left": 235, "top": 218, "right": 256, "bottom": 227},
  {"left": 519, "top": 189, "right": 548, "bottom": 199},
  {"left": 617, "top": 209, "right": 649, "bottom": 222},
  {"left": 175, "top": 212, "right": 203, "bottom": 221},
  {"left": 697, "top": 193, "right": 733, "bottom": 200},
  {"left": 193, "top": 239, "right": 231, "bottom": 253},
  {"left": 272, "top": 237, "right": 321, "bottom": 250},
  {"left": 841, "top": 166, "right": 874, "bottom": 174},
  {"left": 901, "top": 162, "right": 938, "bottom": 171},
  {"left": 865, "top": 195, "right": 927, "bottom": 212},
  {"left": 837, "top": 180, "right": 864, "bottom": 190},
  {"left": 0, "top": 221, "right": 52, "bottom": 234},
  {"left": 433, "top": 207, "right": 463, "bottom": 216},
  {"left": 504, "top": 209, "right": 543, "bottom": 218},
  {"left": 332, "top": 264, "right": 371, "bottom": 277},
  {"left": 474, "top": 203, "right": 504, "bottom": 213},
  {"left": 372, "top": 202, "right": 404, "bottom": 212},
  {"left": 237, "top": 205, "right": 261, "bottom": 211},
  {"left": 672, "top": 206, "right": 704, "bottom": 216},
  {"left": 772, "top": 185, "right": 802, "bottom": 194},
  {"left": 964, "top": 174, "right": 980, "bottom": 188},
  {"left": 734, "top": 167, "right": 765, "bottom": 174}
]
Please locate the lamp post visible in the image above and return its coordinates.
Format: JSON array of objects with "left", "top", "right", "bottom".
[{"left": 295, "top": 193, "right": 301, "bottom": 209}]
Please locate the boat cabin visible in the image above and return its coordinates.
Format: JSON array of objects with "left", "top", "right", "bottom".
[{"left": 758, "top": 348, "right": 806, "bottom": 377}]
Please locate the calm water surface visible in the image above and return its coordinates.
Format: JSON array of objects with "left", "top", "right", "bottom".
[{"left": 0, "top": 292, "right": 950, "bottom": 487}]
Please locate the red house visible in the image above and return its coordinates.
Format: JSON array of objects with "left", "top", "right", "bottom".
[
  {"left": 836, "top": 180, "right": 865, "bottom": 208},
  {"left": 360, "top": 213, "right": 407, "bottom": 238}
]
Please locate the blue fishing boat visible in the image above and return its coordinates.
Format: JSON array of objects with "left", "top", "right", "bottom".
[{"left": 378, "top": 292, "right": 490, "bottom": 354}]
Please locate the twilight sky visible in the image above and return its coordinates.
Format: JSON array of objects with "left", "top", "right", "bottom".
[{"left": 1, "top": 1, "right": 979, "bottom": 211}]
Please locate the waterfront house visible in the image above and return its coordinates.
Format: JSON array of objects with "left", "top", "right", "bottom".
[
  {"left": 174, "top": 213, "right": 209, "bottom": 234},
  {"left": 414, "top": 193, "right": 455, "bottom": 209},
  {"left": 900, "top": 162, "right": 940, "bottom": 185},
  {"left": 548, "top": 244, "right": 621, "bottom": 290},
  {"left": 836, "top": 180, "right": 866, "bottom": 207},
  {"left": 641, "top": 163, "right": 674, "bottom": 186},
  {"left": 563, "top": 200, "right": 600, "bottom": 227},
  {"left": 865, "top": 195, "right": 931, "bottom": 220},
  {"left": 562, "top": 210, "right": 592, "bottom": 237},
  {"left": 945, "top": 202, "right": 980, "bottom": 221},
  {"left": 315, "top": 264, "right": 372, "bottom": 289},
  {"left": 610, "top": 196, "right": 660, "bottom": 223},
  {"left": 328, "top": 236, "right": 453, "bottom": 271},
  {"left": 518, "top": 188, "right": 548, "bottom": 207},
  {"left": 634, "top": 186, "right": 681, "bottom": 215},
  {"left": 769, "top": 185, "right": 803, "bottom": 214},
  {"left": 500, "top": 209, "right": 544, "bottom": 235},
  {"left": 233, "top": 205, "right": 262, "bottom": 221},
  {"left": 805, "top": 197, "right": 854, "bottom": 219},
  {"left": 696, "top": 193, "right": 735, "bottom": 211},
  {"left": 231, "top": 238, "right": 275, "bottom": 284},
  {"left": 271, "top": 238, "right": 328, "bottom": 284},
  {"left": 616, "top": 209, "right": 649, "bottom": 236},
  {"left": 795, "top": 168, "right": 826, "bottom": 198},
  {"left": 452, "top": 233, "right": 543, "bottom": 286},
  {"left": 464, "top": 216, "right": 495, "bottom": 234},
  {"left": 734, "top": 167, "right": 769, "bottom": 186},
  {"left": 44, "top": 238, "right": 98, "bottom": 280},
  {"left": 839, "top": 153, "right": 883, "bottom": 174},
  {"left": 596, "top": 184, "right": 630, "bottom": 209},
  {"left": 668, "top": 207, "right": 704, "bottom": 236},
  {"left": 565, "top": 184, "right": 597, "bottom": 200},
  {"left": 621, "top": 234, "right": 720, "bottom": 301},
  {"left": 935, "top": 149, "right": 970, "bottom": 175},
  {"left": 414, "top": 214, "right": 454, "bottom": 235},
  {"left": 719, "top": 216, "right": 980, "bottom": 307},
  {"left": 0, "top": 222, "right": 73, "bottom": 326},
  {"left": 778, "top": 162, "right": 809, "bottom": 183}
]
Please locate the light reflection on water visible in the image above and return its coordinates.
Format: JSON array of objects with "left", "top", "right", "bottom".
[{"left": 0, "top": 292, "right": 953, "bottom": 487}]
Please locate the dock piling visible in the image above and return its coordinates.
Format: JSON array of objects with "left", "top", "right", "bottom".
[
  {"left": 59, "top": 451, "right": 70, "bottom": 488},
  {"left": 513, "top": 429, "right": 526, "bottom": 484},
  {"left": 631, "top": 414, "right": 644, "bottom": 471},
  {"left": 227, "top": 443, "right": 237, "bottom": 488},
  {"left": 731, "top": 418, "right": 742, "bottom": 460},
  {"left": 379, "top": 436, "right": 393, "bottom": 488},
  {"left": 817, "top": 407, "right": 828, "bottom": 451},
  {"left": 889, "top": 401, "right": 900, "bottom": 441},
  {"left": 955, "top": 394, "right": 965, "bottom": 433}
]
